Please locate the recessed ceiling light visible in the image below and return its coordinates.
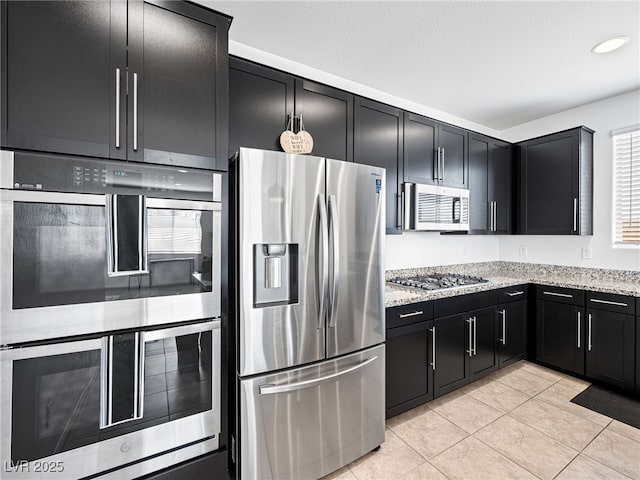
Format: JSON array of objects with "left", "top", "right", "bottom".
[{"left": 592, "top": 36, "right": 629, "bottom": 54}]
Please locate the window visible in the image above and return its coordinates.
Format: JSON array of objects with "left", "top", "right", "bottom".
[{"left": 613, "top": 127, "right": 639, "bottom": 245}]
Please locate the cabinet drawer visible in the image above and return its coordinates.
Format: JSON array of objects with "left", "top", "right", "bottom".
[
  {"left": 536, "top": 285, "right": 584, "bottom": 306},
  {"left": 387, "top": 301, "right": 433, "bottom": 329},
  {"left": 499, "top": 285, "right": 528, "bottom": 303},
  {"left": 434, "top": 289, "right": 499, "bottom": 318},
  {"left": 586, "top": 291, "right": 635, "bottom": 315}
]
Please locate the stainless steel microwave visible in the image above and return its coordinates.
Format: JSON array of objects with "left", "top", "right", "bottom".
[
  {"left": 403, "top": 182, "right": 470, "bottom": 231},
  {"left": 0, "top": 150, "right": 221, "bottom": 345}
]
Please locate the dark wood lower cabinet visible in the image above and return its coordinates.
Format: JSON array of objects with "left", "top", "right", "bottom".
[
  {"left": 386, "top": 320, "right": 433, "bottom": 418},
  {"left": 497, "top": 299, "right": 527, "bottom": 368},
  {"left": 536, "top": 300, "right": 585, "bottom": 376},
  {"left": 433, "top": 314, "right": 469, "bottom": 398},
  {"left": 468, "top": 307, "right": 499, "bottom": 382},
  {"left": 585, "top": 309, "right": 635, "bottom": 390}
]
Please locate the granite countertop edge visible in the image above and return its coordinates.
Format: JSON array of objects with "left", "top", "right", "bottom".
[{"left": 385, "top": 265, "right": 640, "bottom": 307}]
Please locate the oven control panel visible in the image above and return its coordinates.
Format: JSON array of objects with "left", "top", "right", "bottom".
[{"left": 6, "top": 150, "right": 218, "bottom": 201}]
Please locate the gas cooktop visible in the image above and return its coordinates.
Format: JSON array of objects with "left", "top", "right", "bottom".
[{"left": 389, "top": 273, "right": 489, "bottom": 291}]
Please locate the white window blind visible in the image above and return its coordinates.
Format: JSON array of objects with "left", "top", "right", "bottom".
[
  {"left": 147, "top": 209, "right": 203, "bottom": 254},
  {"left": 613, "top": 128, "right": 640, "bottom": 245}
]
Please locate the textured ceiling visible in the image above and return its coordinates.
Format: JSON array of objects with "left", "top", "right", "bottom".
[{"left": 203, "top": 1, "right": 640, "bottom": 131}]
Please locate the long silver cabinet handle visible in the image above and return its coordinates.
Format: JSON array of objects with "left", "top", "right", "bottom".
[
  {"left": 440, "top": 147, "right": 445, "bottom": 181},
  {"left": 577, "top": 311, "right": 581, "bottom": 349},
  {"left": 399, "top": 310, "right": 424, "bottom": 319},
  {"left": 473, "top": 316, "right": 477, "bottom": 355},
  {"left": 573, "top": 198, "right": 578, "bottom": 232},
  {"left": 259, "top": 356, "right": 378, "bottom": 395},
  {"left": 328, "top": 194, "right": 340, "bottom": 328},
  {"left": 466, "top": 318, "right": 473, "bottom": 357},
  {"left": 430, "top": 327, "right": 436, "bottom": 370},
  {"left": 543, "top": 291, "right": 573, "bottom": 298},
  {"left": 499, "top": 309, "right": 506, "bottom": 345},
  {"left": 115, "top": 68, "right": 121, "bottom": 148},
  {"left": 133, "top": 72, "right": 139, "bottom": 151},
  {"left": 493, "top": 201, "right": 497, "bottom": 232},
  {"left": 435, "top": 147, "right": 440, "bottom": 181},
  {"left": 587, "top": 313, "right": 592, "bottom": 351},
  {"left": 397, "top": 191, "right": 404, "bottom": 229},
  {"left": 316, "top": 195, "right": 329, "bottom": 329},
  {"left": 589, "top": 298, "right": 628, "bottom": 307},
  {"left": 506, "top": 291, "right": 525, "bottom": 297}
]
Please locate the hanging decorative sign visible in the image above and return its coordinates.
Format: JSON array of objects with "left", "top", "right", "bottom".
[{"left": 280, "top": 113, "right": 314, "bottom": 154}]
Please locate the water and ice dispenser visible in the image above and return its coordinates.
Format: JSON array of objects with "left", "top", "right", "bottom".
[{"left": 253, "top": 243, "right": 298, "bottom": 307}]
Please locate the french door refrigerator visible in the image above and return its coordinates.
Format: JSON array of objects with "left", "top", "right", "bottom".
[{"left": 232, "top": 148, "right": 386, "bottom": 479}]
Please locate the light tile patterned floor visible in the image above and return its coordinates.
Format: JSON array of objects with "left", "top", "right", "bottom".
[{"left": 322, "top": 361, "right": 640, "bottom": 480}]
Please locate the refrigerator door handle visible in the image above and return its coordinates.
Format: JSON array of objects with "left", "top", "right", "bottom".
[
  {"left": 317, "top": 194, "right": 329, "bottom": 329},
  {"left": 259, "top": 355, "right": 378, "bottom": 395},
  {"left": 328, "top": 194, "right": 339, "bottom": 328}
]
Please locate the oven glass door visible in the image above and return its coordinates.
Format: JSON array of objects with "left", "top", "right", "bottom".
[
  {"left": 9, "top": 195, "right": 218, "bottom": 310},
  {"left": 0, "top": 321, "right": 220, "bottom": 478}
]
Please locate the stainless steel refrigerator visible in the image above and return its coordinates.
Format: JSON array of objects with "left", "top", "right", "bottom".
[{"left": 233, "top": 148, "right": 386, "bottom": 479}]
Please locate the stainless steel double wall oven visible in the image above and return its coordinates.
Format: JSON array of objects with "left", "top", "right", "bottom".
[{"left": 0, "top": 150, "right": 222, "bottom": 478}]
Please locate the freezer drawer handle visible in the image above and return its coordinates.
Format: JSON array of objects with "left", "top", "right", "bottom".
[{"left": 258, "top": 356, "right": 378, "bottom": 395}]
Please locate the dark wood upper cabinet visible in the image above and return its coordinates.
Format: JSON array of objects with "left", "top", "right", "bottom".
[
  {"left": 403, "top": 112, "right": 438, "bottom": 185},
  {"left": 1, "top": 1, "right": 124, "bottom": 159},
  {"left": 1, "top": 0, "right": 230, "bottom": 170},
  {"left": 354, "top": 97, "right": 404, "bottom": 234},
  {"left": 518, "top": 126, "right": 593, "bottom": 235},
  {"left": 295, "top": 79, "right": 353, "bottom": 162},
  {"left": 438, "top": 123, "right": 468, "bottom": 188},
  {"left": 229, "top": 57, "right": 294, "bottom": 156},
  {"left": 469, "top": 133, "right": 512, "bottom": 234},
  {"left": 403, "top": 113, "right": 467, "bottom": 189}
]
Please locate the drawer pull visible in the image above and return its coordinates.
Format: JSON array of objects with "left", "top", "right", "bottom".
[
  {"left": 543, "top": 291, "right": 573, "bottom": 298},
  {"left": 399, "top": 310, "right": 424, "bottom": 319},
  {"left": 589, "top": 298, "right": 628, "bottom": 307},
  {"left": 506, "top": 291, "right": 524, "bottom": 297}
]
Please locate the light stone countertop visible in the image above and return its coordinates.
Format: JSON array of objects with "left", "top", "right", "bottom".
[{"left": 385, "top": 261, "right": 640, "bottom": 307}]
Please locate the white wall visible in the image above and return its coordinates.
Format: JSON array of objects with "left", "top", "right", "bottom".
[
  {"left": 385, "top": 233, "right": 499, "bottom": 270},
  {"left": 498, "top": 90, "right": 640, "bottom": 271}
]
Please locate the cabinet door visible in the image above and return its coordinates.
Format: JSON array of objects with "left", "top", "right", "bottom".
[
  {"left": 468, "top": 307, "right": 499, "bottom": 382},
  {"left": 433, "top": 314, "right": 469, "bottom": 397},
  {"left": 295, "top": 79, "right": 353, "bottom": 162},
  {"left": 637, "top": 314, "right": 640, "bottom": 395},
  {"left": 489, "top": 140, "right": 512, "bottom": 234},
  {"left": 403, "top": 112, "right": 438, "bottom": 185},
  {"left": 354, "top": 98, "right": 404, "bottom": 234},
  {"left": 229, "top": 58, "right": 294, "bottom": 156},
  {"left": 520, "top": 130, "right": 577, "bottom": 234},
  {"left": 468, "top": 134, "right": 489, "bottom": 232},
  {"left": 386, "top": 321, "right": 433, "bottom": 418},
  {"left": 498, "top": 300, "right": 526, "bottom": 368},
  {"left": 129, "top": 1, "right": 229, "bottom": 170},
  {"left": 586, "top": 309, "right": 635, "bottom": 390},
  {"left": 536, "top": 300, "right": 585, "bottom": 375},
  {"left": 2, "top": 1, "right": 126, "bottom": 159},
  {"left": 437, "top": 123, "right": 467, "bottom": 188}
]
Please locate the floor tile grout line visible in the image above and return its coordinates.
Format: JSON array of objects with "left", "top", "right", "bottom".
[
  {"left": 503, "top": 409, "right": 595, "bottom": 453},
  {"left": 470, "top": 430, "right": 545, "bottom": 480},
  {"left": 604, "top": 421, "right": 640, "bottom": 444},
  {"left": 579, "top": 424, "right": 639, "bottom": 480},
  {"left": 482, "top": 412, "right": 583, "bottom": 476}
]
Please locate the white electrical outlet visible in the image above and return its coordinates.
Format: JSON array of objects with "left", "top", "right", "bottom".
[
  {"left": 582, "top": 247, "right": 592, "bottom": 259},
  {"left": 518, "top": 245, "right": 528, "bottom": 256}
]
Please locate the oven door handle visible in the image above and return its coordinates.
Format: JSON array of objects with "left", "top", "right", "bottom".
[
  {"left": 107, "top": 194, "right": 148, "bottom": 276},
  {"left": 0, "top": 190, "right": 106, "bottom": 204}
]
